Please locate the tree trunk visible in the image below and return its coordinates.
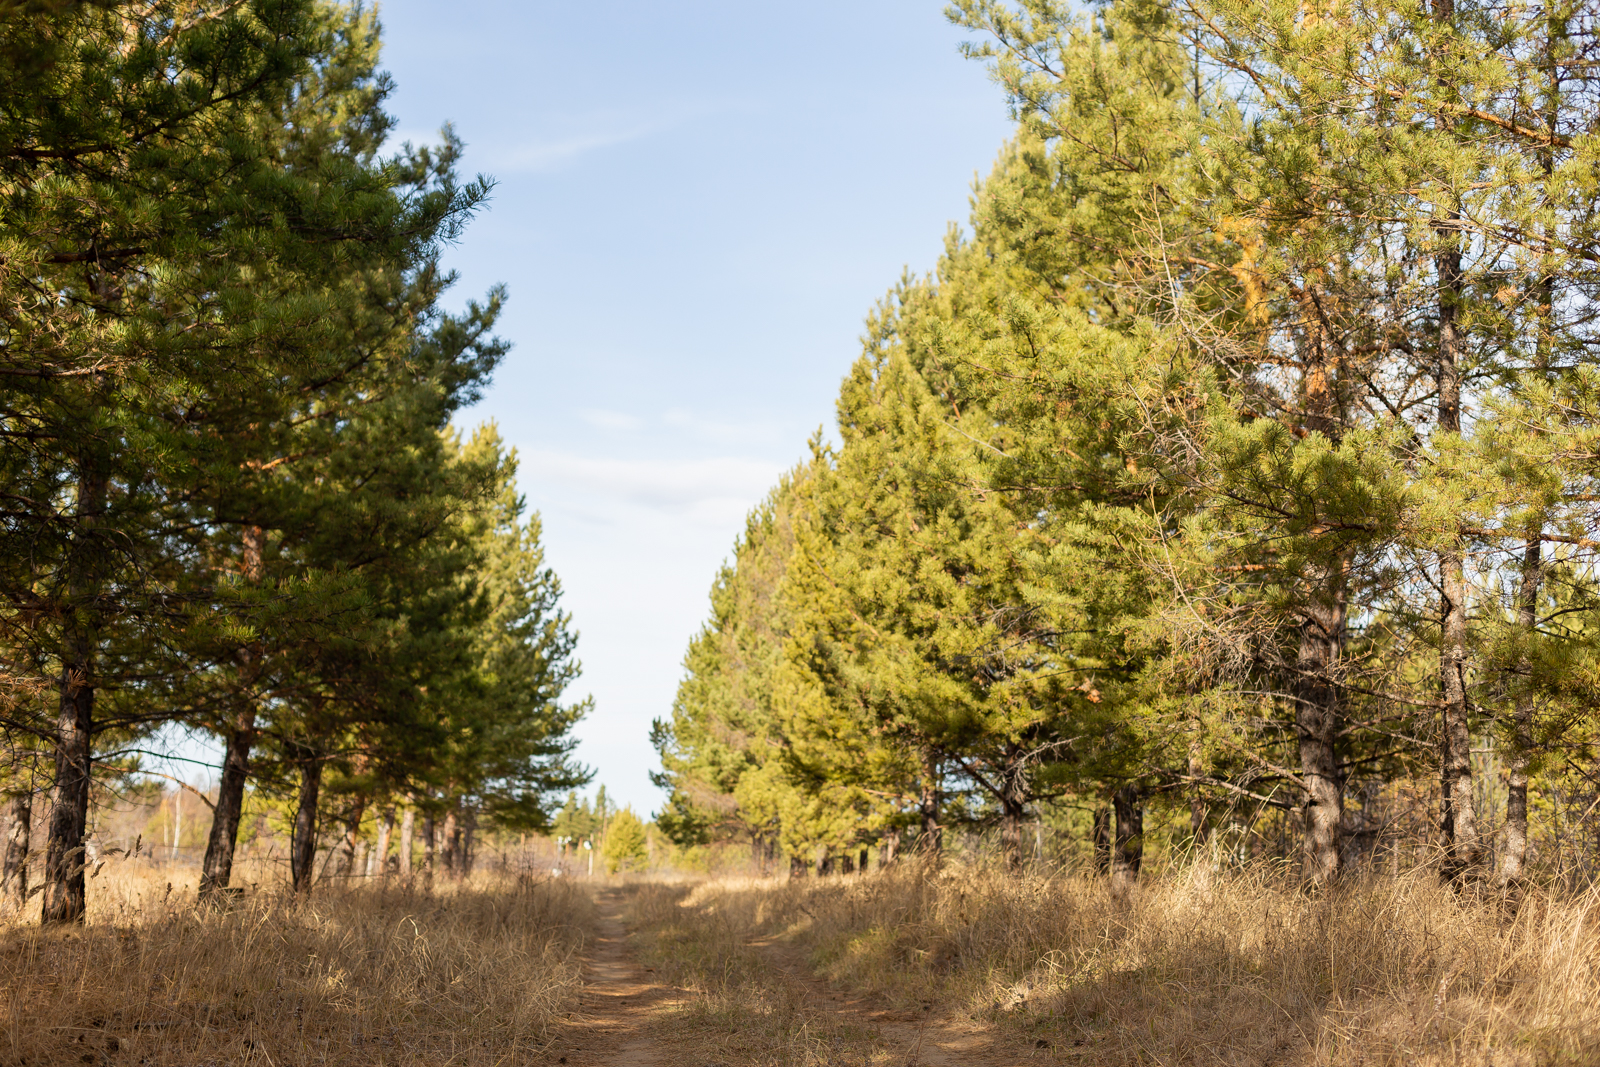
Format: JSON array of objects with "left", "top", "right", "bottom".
[
  {"left": 919, "top": 748, "right": 942, "bottom": 859},
  {"left": 1188, "top": 744, "right": 1209, "bottom": 849},
  {"left": 1501, "top": 9, "right": 1565, "bottom": 893},
  {"left": 200, "top": 709, "right": 255, "bottom": 897},
  {"left": 461, "top": 807, "right": 477, "bottom": 876},
  {"left": 1297, "top": 563, "right": 1348, "bottom": 886},
  {"left": 290, "top": 756, "right": 322, "bottom": 895},
  {"left": 375, "top": 808, "right": 394, "bottom": 880},
  {"left": 1092, "top": 806, "right": 1111, "bottom": 875},
  {"left": 42, "top": 464, "right": 105, "bottom": 926},
  {"left": 816, "top": 852, "right": 833, "bottom": 876},
  {"left": 839, "top": 852, "right": 854, "bottom": 874},
  {"left": 1500, "top": 532, "right": 1539, "bottom": 888},
  {"left": 1110, "top": 786, "right": 1142, "bottom": 893},
  {"left": 422, "top": 815, "right": 435, "bottom": 889},
  {"left": 441, "top": 805, "right": 459, "bottom": 877},
  {"left": 1288, "top": 281, "right": 1350, "bottom": 887},
  {"left": 200, "top": 525, "right": 266, "bottom": 899},
  {"left": 1432, "top": 0, "right": 1481, "bottom": 887},
  {"left": 1439, "top": 547, "right": 1479, "bottom": 880},
  {"left": 879, "top": 828, "right": 900, "bottom": 869},
  {"left": 399, "top": 806, "right": 414, "bottom": 876},
  {"left": 3, "top": 789, "right": 31, "bottom": 905},
  {"left": 337, "top": 796, "right": 366, "bottom": 879},
  {"left": 858, "top": 846, "right": 869, "bottom": 873},
  {"left": 998, "top": 746, "right": 1027, "bottom": 870},
  {"left": 43, "top": 646, "right": 95, "bottom": 924}
]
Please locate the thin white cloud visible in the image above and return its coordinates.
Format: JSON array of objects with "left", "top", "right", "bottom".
[
  {"left": 580, "top": 408, "right": 645, "bottom": 432},
  {"left": 661, "top": 407, "right": 782, "bottom": 447},
  {"left": 491, "top": 99, "right": 757, "bottom": 175},
  {"left": 521, "top": 450, "right": 783, "bottom": 514},
  {"left": 497, "top": 124, "right": 664, "bottom": 173}
]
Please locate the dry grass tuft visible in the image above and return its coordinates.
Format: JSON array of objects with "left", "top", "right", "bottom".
[
  {"left": 662, "top": 862, "right": 1600, "bottom": 1066},
  {"left": 0, "top": 867, "right": 591, "bottom": 1067}
]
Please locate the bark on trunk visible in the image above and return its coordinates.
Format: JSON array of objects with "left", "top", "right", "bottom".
[
  {"left": 1432, "top": 0, "right": 1481, "bottom": 886},
  {"left": 290, "top": 756, "right": 322, "bottom": 895},
  {"left": 1500, "top": 532, "right": 1539, "bottom": 888},
  {"left": 1291, "top": 284, "right": 1349, "bottom": 887},
  {"left": 337, "top": 796, "right": 366, "bottom": 879},
  {"left": 399, "top": 806, "right": 415, "bottom": 876},
  {"left": 919, "top": 748, "right": 942, "bottom": 860},
  {"left": 441, "top": 806, "right": 459, "bottom": 877},
  {"left": 461, "top": 807, "right": 477, "bottom": 876},
  {"left": 1188, "top": 745, "right": 1209, "bottom": 848},
  {"left": 1093, "top": 807, "right": 1111, "bottom": 875},
  {"left": 1297, "top": 568, "right": 1348, "bottom": 886},
  {"left": 43, "top": 648, "right": 95, "bottom": 924},
  {"left": 816, "top": 853, "right": 833, "bottom": 877},
  {"left": 42, "top": 462, "right": 105, "bottom": 925},
  {"left": 1439, "top": 546, "right": 1479, "bottom": 880},
  {"left": 1502, "top": 10, "right": 1563, "bottom": 893},
  {"left": 201, "top": 525, "right": 266, "bottom": 899},
  {"left": 1111, "top": 786, "right": 1143, "bottom": 893},
  {"left": 858, "top": 847, "right": 869, "bottom": 873},
  {"left": 200, "top": 709, "right": 255, "bottom": 897},
  {"left": 998, "top": 747, "right": 1027, "bottom": 871},
  {"left": 879, "top": 829, "right": 900, "bottom": 869},
  {"left": 3, "top": 789, "right": 31, "bottom": 905},
  {"left": 376, "top": 808, "right": 394, "bottom": 880},
  {"left": 839, "top": 853, "right": 854, "bottom": 875},
  {"left": 421, "top": 815, "right": 435, "bottom": 889}
]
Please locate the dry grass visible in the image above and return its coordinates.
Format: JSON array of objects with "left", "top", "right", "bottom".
[
  {"left": 650, "top": 862, "right": 1600, "bottom": 1067},
  {"left": 0, "top": 866, "right": 592, "bottom": 1067},
  {"left": 9, "top": 859, "right": 1599, "bottom": 1067},
  {"left": 627, "top": 879, "right": 893, "bottom": 1066}
]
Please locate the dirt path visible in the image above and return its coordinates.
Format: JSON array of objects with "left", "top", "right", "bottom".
[
  {"left": 548, "top": 885, "right": 1025, "bottom": 1067},
  {"left": 547, "top": 887, "right": 681, "bottom": 1066},
  {"left": 741, "top": 930, "right": 1012, "bottom": 1067}
]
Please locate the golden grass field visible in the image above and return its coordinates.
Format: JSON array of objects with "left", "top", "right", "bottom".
[{"left": 4, "top": 859, "right": 1599, "bottom": 1066}]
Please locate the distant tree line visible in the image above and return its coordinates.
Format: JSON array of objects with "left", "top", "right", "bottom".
[
  {"left": 0, "top": 0, "right": 588, "bottom": 923},
  {"left": 654, "top": 0, "right": 1600, "bottom": 889}
]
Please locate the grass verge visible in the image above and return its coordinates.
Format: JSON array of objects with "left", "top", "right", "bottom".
[
  {"left": 0, "top": 869, "right": 591, "bottom": 1067},
  {"left": 649, "top": 862, "right": 1600, "bottom": 1066}
]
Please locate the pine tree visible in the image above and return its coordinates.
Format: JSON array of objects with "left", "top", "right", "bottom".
[
  {"left": 0, "top": 0, "right": 488, "bottom": 922},
  {"left": 601, "top": 808, "right": 648, "bottom": 875}
]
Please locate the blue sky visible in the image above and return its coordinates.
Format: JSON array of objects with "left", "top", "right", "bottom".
[{"left": 376, "top": 0, "right": 1016, "bottom": 815}]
